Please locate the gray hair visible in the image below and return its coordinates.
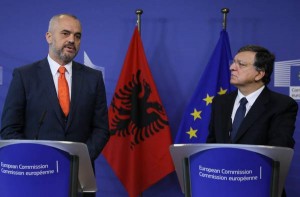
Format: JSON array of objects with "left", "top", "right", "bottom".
[{"left": 48, "top": 14, "right": 79, "bottom": 32}]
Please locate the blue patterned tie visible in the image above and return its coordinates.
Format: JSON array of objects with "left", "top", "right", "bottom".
[{"left": 231, "top": 97, "right": 248, "bottom": 140}]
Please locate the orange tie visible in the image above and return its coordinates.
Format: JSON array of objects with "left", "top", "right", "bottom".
[{"left": 58, "top": 66, "right": 70, "bottom": 116}]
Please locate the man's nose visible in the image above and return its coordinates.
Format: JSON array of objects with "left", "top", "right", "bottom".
[
  {"left": 68, "top": 35, "right": 75, "bottom": 43},
  {"left": 229, "top": 62, "right": 236, "bottom": 70}
]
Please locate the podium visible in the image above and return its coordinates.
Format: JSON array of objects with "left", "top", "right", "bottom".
[
  {"left": 170, "top": 144, "right": 294, "bottom": 197},
  {"left": 0, "top": 140, "right": 96, "bottom": 197}
]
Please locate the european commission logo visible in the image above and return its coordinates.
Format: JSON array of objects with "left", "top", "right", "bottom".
[{"left": 274, "top": 59, "right": 300, "bottom": 100}]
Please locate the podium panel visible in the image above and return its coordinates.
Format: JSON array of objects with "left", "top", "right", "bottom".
[
  {"left": 0, "top": 140, "right": 96, "bottom": 196},
  {"left": 0, "top": 143, "right": 75, "bottom": 197},
  {"left": 170, "top": 144, "right": 294, "bottom": 197},
  {"left": 188, "top": 148, "right": 277, "bottom": 197}
]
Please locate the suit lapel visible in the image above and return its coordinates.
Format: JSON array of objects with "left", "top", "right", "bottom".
[
  {"left": 226, "top": 92, "right": 237, "bottom": 119},
  {"left": 37, "top": 59, "right": 65, "bottom": 126},
  {"left": 224, "top": 92, "right": 237, "bottom": 141},
  {"left": 234, "top": 88, "right": 270, "bottom": 142},
  {"left": 66, "top": 62, "right": 83, "bottom": 130}
]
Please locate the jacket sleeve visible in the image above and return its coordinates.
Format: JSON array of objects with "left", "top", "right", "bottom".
[
  {"left": 1, "top": 68, "right": 26, "bottom": 139},
  {"left": 85, "top": 70, "right": 110, "bottom": 160}
]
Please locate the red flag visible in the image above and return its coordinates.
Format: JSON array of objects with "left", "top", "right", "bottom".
[{"left": 102, "top": 27, "right": 175, "bottom": 197}]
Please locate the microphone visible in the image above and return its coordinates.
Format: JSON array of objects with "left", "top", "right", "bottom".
[
  {"left": 35, "top": 111, "right": 47, "bottom": 140},
  {"left": 228, "top": 117, "right": 233, "bottom": 141}
]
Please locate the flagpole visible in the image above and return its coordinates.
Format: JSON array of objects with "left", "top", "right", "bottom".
[
  {"left": 136, "top": 9, "right": 143, "bottom": 35},
  {"left": 221, "top": 8, "right": 229, "bottom": 30},
  {"left": 136, "top": 8, "right": 143, "bottom": 197}
]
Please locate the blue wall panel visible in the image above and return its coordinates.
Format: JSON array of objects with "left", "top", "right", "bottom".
[{"left": 0, "top": 0, "right": 299, "bottom": 196}]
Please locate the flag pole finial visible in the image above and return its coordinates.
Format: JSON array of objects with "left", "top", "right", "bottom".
[
  {"left": 221, "top": 8, "right": 230, "bottom": 30},
  {"left": 136, "top": 9, "right": 143, "bottom": 35}
]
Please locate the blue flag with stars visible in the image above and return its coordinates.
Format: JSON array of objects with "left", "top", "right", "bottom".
[{"left": 175, "top": 30, "right": 234, "bottom": 143}]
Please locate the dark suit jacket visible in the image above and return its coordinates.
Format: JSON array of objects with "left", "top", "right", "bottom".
[
  {"left": 1, "top": 58, "right": 110, "bottom": 160},
  {"left": 206, "top": 87, "right": 298, "bottom": 148}
]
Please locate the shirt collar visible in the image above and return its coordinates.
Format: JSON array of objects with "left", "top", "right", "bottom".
[
  {"left": 237, "top": 86, "right": 265, "bottom": 106},
  {"left": 47, "top": 55, "right": 72, "bottom": 76}
]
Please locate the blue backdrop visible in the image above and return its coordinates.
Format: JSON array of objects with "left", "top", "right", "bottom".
[{"left": 0, "top": 0, "right": 299, "bottom": 196}]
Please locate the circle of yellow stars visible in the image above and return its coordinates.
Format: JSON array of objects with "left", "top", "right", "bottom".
[{"left": 186, "top": 87, "right": 227, "bottom": 139}]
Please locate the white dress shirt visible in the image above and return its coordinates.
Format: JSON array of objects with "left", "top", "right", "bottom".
[
  {"left": 47, "top": 55, "right": 72, "bottom": 100},
  {"left": 231, "top": 86, "right": 265, "bottom": 123}
]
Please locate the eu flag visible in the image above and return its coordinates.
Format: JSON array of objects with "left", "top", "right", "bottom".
[{"left": 175, "top": 30, "right": 235, "bottom": 143}]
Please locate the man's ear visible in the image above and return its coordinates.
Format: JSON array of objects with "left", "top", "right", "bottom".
[
  {"left": 255, "top": 70, "right": 265, "bottom": 82},
  {"left": 45, "top": 32, "right": 52, "bottom": 44}
]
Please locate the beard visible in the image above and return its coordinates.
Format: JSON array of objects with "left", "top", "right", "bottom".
[
  {"left": 59, "top": 50, "right": 77, "bottom": 64},
  {"left": 50, "top": 42, "right": 79, "bottom": 64}
]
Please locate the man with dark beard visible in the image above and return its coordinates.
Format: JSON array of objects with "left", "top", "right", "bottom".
[{"left": 1, "top": 14, "right": 110, "bottom": 197}]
